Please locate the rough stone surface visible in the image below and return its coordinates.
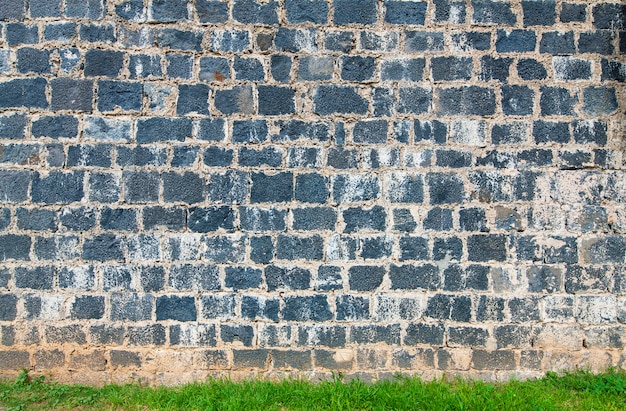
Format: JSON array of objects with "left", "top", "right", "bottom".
[{"left": 0, "top": 0, "right": 623, "bottom": 384}]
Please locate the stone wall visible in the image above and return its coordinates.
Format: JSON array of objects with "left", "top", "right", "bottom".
[{"left": 0, "top": 0, "right": 624, "bottom": 384}]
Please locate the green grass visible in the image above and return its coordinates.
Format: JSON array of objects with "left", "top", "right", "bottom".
[{"left": 1, "top": 368, "right": 625, "bottom": 410}]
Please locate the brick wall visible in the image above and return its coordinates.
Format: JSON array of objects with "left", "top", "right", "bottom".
[{"left": 0, "top": 0, "right": 624, "bottom": 384}]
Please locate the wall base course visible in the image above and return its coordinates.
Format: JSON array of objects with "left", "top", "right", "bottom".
[{"left": 3, "top": 346, "right": 624, "bottom": 384}]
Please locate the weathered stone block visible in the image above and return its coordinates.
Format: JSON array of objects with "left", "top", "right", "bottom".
[
  {"left": 200, "top": 295, "right": 235, "bottom": 320},
  {"left": 0, "top": 78, "right": 47, "bottom": 109},
  {"left": 266, "top": 265, "right": 311, "bottom": 291},
  {"left": 0, "top": 351, "right": 30, "bottom": 370},
  {"left": 540, "top": 31, "right": 575, "bottom": 55},
  {"left": 471, "top": 350, "right": 516, "bottom": 370},
  {"left": 110, "top": 350, "right": 141, "bottom": 368},
  {"left": 71, "top": 295, "right": 105, "bottom": 320},
  {"left": 350, "top": 324, "right": 401, "bottom": 345},
  {"left": 348, "top": 265, "right": 385, "bottom": 291},
  {"left": 389, "top": 264, "right": 440, "bottom": 290},
  {"left": 343, "top": 206, "right": 386, "bottom": 233},
  {"left": 313, "top": 86, "right": 368, "bottom": 115},
  {"left": 156, "top": 295, "right": 197, "bottom": 322}
]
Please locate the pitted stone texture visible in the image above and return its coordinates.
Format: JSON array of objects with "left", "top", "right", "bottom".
[{"left": 0, "top": 0, "right": 624, "bottom": 383}]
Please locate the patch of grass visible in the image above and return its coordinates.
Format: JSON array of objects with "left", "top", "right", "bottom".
[{"left": 1, "top": 368, "right": 625, "bottom": 410}]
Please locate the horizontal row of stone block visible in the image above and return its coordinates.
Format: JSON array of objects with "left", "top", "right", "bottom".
[
  {"left": 1, "top": 247, "right": 625, "bottom": 289},
  {"left": 1, "top": 0, "right": 624, "bottom": 29},
  {"left": 0, "top": 114, "right": 612, "bottom": 146},
  {"left": 1, "top": 214, "right": 625, "bottom": 261},
  {"left": 0, "top": 77, "right": 623, "bottom": 117},
  {"left": 2, "top": 36, "right": 624, "bottom": 85},
  {"left": 4, "top": 23, "right": 626, "bottom": 57},
  {"left": 0, "top": 199, "right": 590, "bottom": 246},
  {"left": 1, "top": 168, "right": 623, "bottom": 206},
  {"left": 1, "top": 144, "right": 622, "bottom": 176},
  {"left": 2, "top": 203, "right": 625, "bottom": 236},
  {"left": 2, "top": 289, "right": 624, "bottom": 326},
  {"left": 3, "top": 38, "right": 624, "bottom": 80},
  {"left": 7, "top": 27, "right": 625, "bottom": 57},
  {"left": 2, "top": 347, "right": 624, "bottom": 381},
  {"left": 1, "top": 320, "right": 625, "bottom": 351}
]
